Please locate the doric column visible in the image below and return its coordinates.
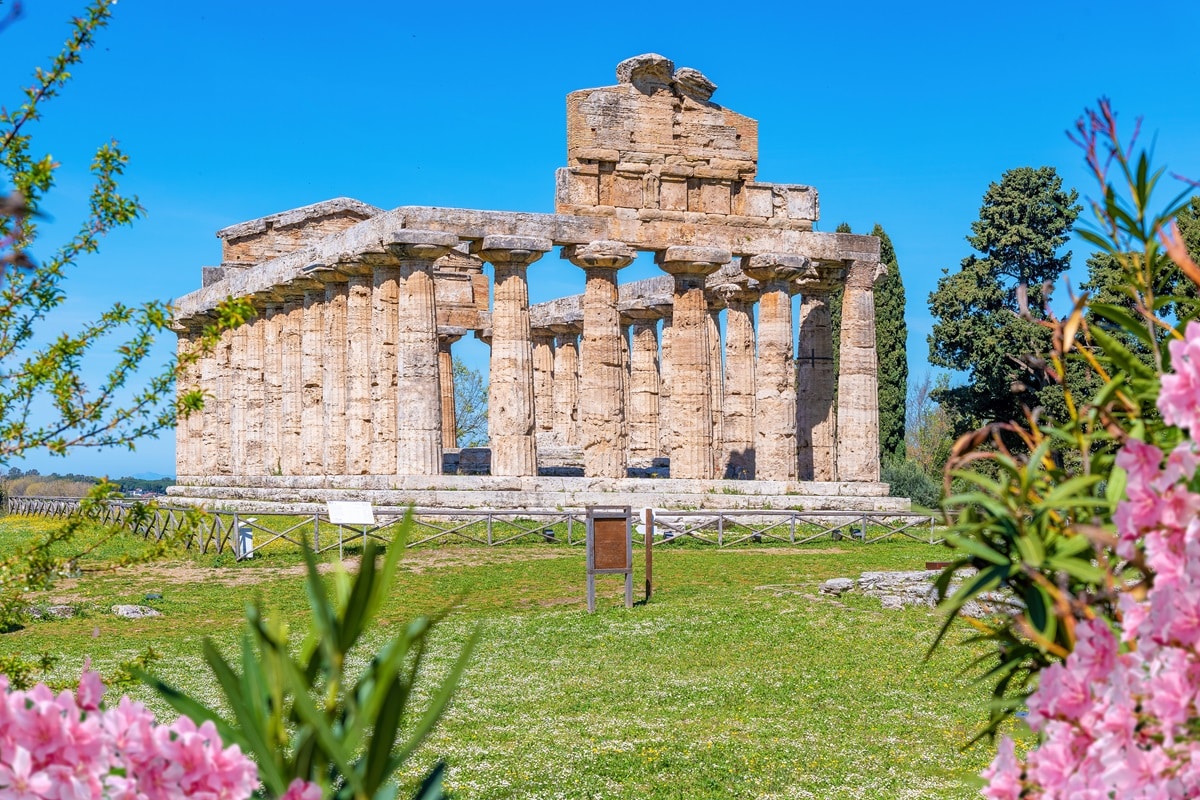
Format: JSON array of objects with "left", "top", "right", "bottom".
[
  {"left": 625, "top": 309, "right": 661, "bottom": 466},
  {"left": 565, "top": 241, "right": 637, "bottom": 478},
  {"left": 301, "top": 284, "right": 326, "bottom": 475},
  {"left": 718, "top": 283, "right": 758, "bottom": 479},
  {"left": 656, "top": 306, "right": 673, "bottom": 459},
  {"left": 201, "top": 315, "right": 228, "bottom": 476},
  {"left": 229, "top": 319, "right": 248, "bottom": 474},
  {"left": 706, "top": 302, "right": 724, "bottom": 476},
  {"left": 300, "top": 264, "right": 350, "bottom": 476},
  {"left": 798, "top": 292, "right": 837, "bottom": 480},
  {"left": 369, "top": 258, "right": 401, "bottom": 475},
  {"left": 173, "top": 323, "right": 196, "bottom": 478},
  {"left": 243, "top": 307, "right": 266, "bottom": 475},
  {"left": 478, "top": 235, "right": 553, "bottom": 477},
  {"left": 549, "top": 321, "right": 581, "bottom": 446},
  {"left": 745, "top": 254, "right": 809, "bottom": 481},
  {"left": 261, "top": 300, "right": 284, "bottom": 475},
  {"left": 343, "top": 259, "right": 373, "bottom": 475},
  {"left": 532, "top": 329, "right": 556, "bottom": 437},
  {"left": 386, "top": 230, "right": 458, "bottom": 475},
  {"left": 277, "top": 289, "right": 306, "bottom": 475},
  {"left": 837, "top": 259, "right": 885, "bottom": 482},
  {"left": 655, "top": 246, "right": 731, "bottom": 479},
  {"left": 438, "top": 329, "right": 465, "bottom": 450}
]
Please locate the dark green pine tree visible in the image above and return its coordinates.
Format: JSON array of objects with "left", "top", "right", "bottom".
[
  {"left": 928, "top": 166, "right": 1081, "bottom": 434},
  {"left": 872, "top": 224, "right": 907, "bottom": 463}
]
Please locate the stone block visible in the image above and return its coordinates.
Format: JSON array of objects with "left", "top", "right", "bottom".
[
  {"left": 564, "top": 169, "right": 599, "bottom": 207},
  {"left": 660, "top": 178, "right": 688, "bottom": 211},
  {"left": 612, "top": 174, "right": 643, "bottom": 208},
  {"left": 787, "top": 187, "right": 818, "bottom": 220},
  {"left": 738, "top": 184, "right": 774, "bottom": 218},
  {"left": 699, "top": 181, "right": 731, "bottom": 215}
]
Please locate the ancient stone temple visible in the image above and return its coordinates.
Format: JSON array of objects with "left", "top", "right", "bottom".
[{"left": 168, "top": 54, "right": 906, "bottom": 513}]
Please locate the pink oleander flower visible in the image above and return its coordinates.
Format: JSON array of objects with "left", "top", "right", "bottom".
[
  {"left": 282, "top": 777, "right": 323, "bottom": 800},
  {"left": 1159, "top": 320, "right": 1200, "bottom": 435},
  {"left": 982, "top": 317, "right": 1200, "bottom": 798},
  {"left": 0, "top": 667, "right": 259, "bottom": 800}
]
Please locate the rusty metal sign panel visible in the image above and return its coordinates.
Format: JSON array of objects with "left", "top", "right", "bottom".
[{"left": 586, "top": 505, "right": 633, "bottom": 612}]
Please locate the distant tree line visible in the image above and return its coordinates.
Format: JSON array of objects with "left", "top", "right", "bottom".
[{"left": 2, "top": 467, "right": 173, "bottom": 498}]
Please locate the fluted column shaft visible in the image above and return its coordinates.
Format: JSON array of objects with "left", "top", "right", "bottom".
[
  {"left": 439, "top": 334, "right": 462, "bottom": 450},
  {"left": 837, "top": 260, "right": 884, "bottom": 482},
  {"left": 551, "top": 325, "right": 581, "bottom": 446},
  {"left": 322, "top": 280, "right": 349, "bottom": 474},
  {"left": 532, "top": 331, "right": 556, "bottom": 436},
  {"left": 746, "top": 254, "right": 807, "bottom": 481},
  {"left": 370, "top": 264, "right": 400, "bottom": 474},
  {"left": 229, "top": 322, "right": 248, "bottom": 474},
  {"left": 707, "top": 306, "right": 724, "bottom": 476},
  {"left": 262, "top": 302, "right": 283, "bottom": 475},
  {"left": 243, "top": 310, "right": 266, "bottom": 475},
  {"left": 388, "top": 231, "right": 457, "bottom": 475},
  {"left": 567, "top": 241, "right": 637, "bottom": 479},
  {"left": 658, "top": 312, "right": 673, "bottom": 459},
  {"left": 201, "top": 326, "right": 228, "bottom": 475},
  {"left": 798, "top": 292, "right": 837, "bottom": 480},
  {"left": 174, "top": 327, "right": 195, "bottom": 477},
  {"left": 627, "top": 314, "right": 661, "bottom": 465},
  {"left": 721, "top": 288, "right": 757, "bottom": 479},
  {"left": 345, "top": 272, "right": 373, "bottom": 474},
  {"left": 656, "top": 246, "right": 730, "bottom": 479},
  {"left": 279, "top": 296, "right": 304, "bottom": 475},
  {"left": 301, "top": 287, "right": 325, "bottom": 475},
  {"left": 479, "top": 235, "right": 552, "bottom": 477}
]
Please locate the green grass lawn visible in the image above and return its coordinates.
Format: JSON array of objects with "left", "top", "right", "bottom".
[{"left": 0, "top": 514, "right": 1003, "bottom": 799}]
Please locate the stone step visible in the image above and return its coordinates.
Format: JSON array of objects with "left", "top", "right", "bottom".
[
  {"left": 165, "top": 482, "right": 911, "bottom": 513},
  {"left": 173, "top": 474, "right": 894, "bottom": 497}
]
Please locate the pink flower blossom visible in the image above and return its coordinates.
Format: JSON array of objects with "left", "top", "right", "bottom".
[
  {"left": 282, "top": 778, "right": 323, "bottom": 800},
  {"left": 0, "top": 668, "right": 259, "bottom": 800},
  {"left": 983, "top": 317, "right": 1200, "bottom": 799},
  {"left": 1159, "top": 320, "right": 1200, "bottom": 434}
]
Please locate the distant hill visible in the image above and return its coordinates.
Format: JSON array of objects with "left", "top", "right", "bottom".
[
  {"left": 131, "top": 471, "right": 174, "bottom": 480},
  {"left": 3, "top": 469, "right": 175, "bottom": 497}
]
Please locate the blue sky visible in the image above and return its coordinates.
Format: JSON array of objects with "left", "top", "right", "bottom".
[{"left": 6, "top": 0, "right": 1200, "bottom": 477}]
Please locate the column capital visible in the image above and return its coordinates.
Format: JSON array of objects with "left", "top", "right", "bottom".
[
  {"left": 714, "top": 281, "right": 760, "bottom": 306},
  {"left": 278, "top": 277, "right": 324, "bottom": 298},
  {"left": 620, "top": 306, "right": 663, "bottom": 323},
  {"left": 563, "top": 240, "right": 636, "bottom": 270},
  {"left": 549, "top": 320, "right": 582, "bottom": 337},
  {"left": 299, "top": 262, "right": 350, "bottom": 284},
  {"left": 743, "top": 253, "right": 814, "bottom": 292},
  {"left": 251, "top": 288, "right": 286, "bottom": 306},
  {"left": 655, "top": 245, "right": 731, "bottom": 276},
  {"left": 475, "top": 235, "right": 553, "bottom": 266},
  {"left": 843, "top": 258, "right": 887, "bottom": 289},
  {"left": 330, "top": 251, "right": 375, "bottom": 277},
  {"left": 438, "top": 325, "right": 467, "bottom": 345},
  {"left": 385, "top": 229, "right": 460, "bottom": 262}
]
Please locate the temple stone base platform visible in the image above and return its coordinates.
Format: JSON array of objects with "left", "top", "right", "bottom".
[{"left": 166, "top": 475, "right": 910, "bottom": 514}]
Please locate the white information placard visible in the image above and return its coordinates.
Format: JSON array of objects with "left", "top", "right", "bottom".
[{"left": 326, "top": 501, "right": 376, "bottom": 526}]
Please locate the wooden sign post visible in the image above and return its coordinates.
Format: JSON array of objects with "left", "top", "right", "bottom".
[{"left": 586, "top": 505, "right": 633, "bottom": 612}]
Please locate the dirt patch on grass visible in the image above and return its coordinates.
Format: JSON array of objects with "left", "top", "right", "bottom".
[{"left": 59, "top": 547, "right": 576, "bottom": 590}]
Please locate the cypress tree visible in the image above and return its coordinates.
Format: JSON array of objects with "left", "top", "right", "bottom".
[{"left": 872, "top": 224, "right": 907, "bottom": 463}]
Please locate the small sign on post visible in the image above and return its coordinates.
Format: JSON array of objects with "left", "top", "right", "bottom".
[
  {"left": 326, "top": 501, "right": 376, "bottom": 560},
  {"left": 586, "top": 505, "right": 633, "bottom": 612}
]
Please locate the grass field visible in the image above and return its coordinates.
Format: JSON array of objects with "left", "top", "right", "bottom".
[{"left": 0, "top": 515, "right": 1010, "bottom": 799}]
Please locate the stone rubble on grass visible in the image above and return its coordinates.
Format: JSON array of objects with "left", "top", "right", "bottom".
[
  {"left": 25, "top": 604, "right": 77, "bottom": 620},
  {"left": 112, "top": 604, "right": 162, "bottom": 619},
  {"left": 819, "top": 569, "right": 1022, "bottom": 619}
]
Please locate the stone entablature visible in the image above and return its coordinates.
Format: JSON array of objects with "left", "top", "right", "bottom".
[{"left": 171, "top": 55, "right": 893, "bottom": 504}]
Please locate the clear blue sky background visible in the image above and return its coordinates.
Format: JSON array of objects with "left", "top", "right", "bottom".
[{"left": 6, "top": 0, "right": 1200, "bottom": 478}]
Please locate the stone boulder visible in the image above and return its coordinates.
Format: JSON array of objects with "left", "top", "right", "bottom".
[{"left": 112, "top": 604, "right": 162, "bottom": 619}]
